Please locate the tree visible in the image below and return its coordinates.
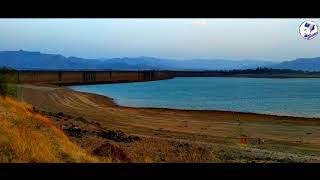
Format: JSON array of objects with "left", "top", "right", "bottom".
[{"left": 0, "top": 67, "right": 16, "bottom": 97}]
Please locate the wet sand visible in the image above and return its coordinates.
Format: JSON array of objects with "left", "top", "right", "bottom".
[{"left": 15, "top": 83, "right": 320, "bottom": 162}]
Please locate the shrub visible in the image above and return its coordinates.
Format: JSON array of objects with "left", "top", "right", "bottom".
[{"left": 0, "top": 67, "right": 17, "bottom": 97}]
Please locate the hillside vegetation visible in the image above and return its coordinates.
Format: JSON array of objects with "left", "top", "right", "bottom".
[{"left": 0, "top": 96, "right": 106, "bottom": 162}]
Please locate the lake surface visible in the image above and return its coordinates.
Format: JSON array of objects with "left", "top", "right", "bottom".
[{"left": 70, "top": 77, "right": 320, "bottom": 118}]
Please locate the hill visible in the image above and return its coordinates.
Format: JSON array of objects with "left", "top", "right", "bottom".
[
  {"left": 0, "top": 96, "right": 105, "bottom": 162},
  {"left": 271, "top": 57, "right": 320, "bottom": 72},
  {"left": 0, "top": 50, "right": 156, "bottom": 70},
  {"left": 102, "top": 56, "right": 275, "bottom": 70},
  {"left": 0, "top": 50, "right": 275, "bottom": 70}
]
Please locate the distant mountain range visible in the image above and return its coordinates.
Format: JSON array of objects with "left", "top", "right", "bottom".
[
  {"left": 270, "top": 57, "right": 320, "bottom": 71},
  {"left": 100, "top": 57, "right": 275, "bottom": 70},
  {"left": 0, "top": 50, "right": 156, "bottom": 70},
  {"left": 0, "top": 50, "right": 320, "bottom": 71}
]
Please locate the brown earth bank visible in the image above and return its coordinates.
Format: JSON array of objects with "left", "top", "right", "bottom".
[{"left": 13, "top": 83, "right": 320, "bottom": 163}]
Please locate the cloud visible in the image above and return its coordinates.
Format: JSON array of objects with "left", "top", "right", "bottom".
[{"left": 191, "top": 20, "right": 208, "bottom": 26}]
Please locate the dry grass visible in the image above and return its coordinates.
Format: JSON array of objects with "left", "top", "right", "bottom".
[
  {"left": 124, "top": 137, "right": 220, "bottom": 163},
  {"left": 0, "top": 97, "right": 108, "bottom": 163}
]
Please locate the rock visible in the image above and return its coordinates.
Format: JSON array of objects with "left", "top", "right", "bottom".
[
  {"left": 90, "top": 121, "right": 102, "bottom": 128},
  {"left": 52, "top": 113, "right": 59, "bottom": 118},
  {"left": 58, "top": 112, "right": 64, "bottom": 117},
  {"left": 64, "top": 127, "right": 83, "bottom": 138},
  {"left": 92, "top": 143, "right": 131, "bottom": 162},
  {"left": 75, "top": 117, "right": 89, "bottom": 123},
  {"left": 96, "top": 130, "right": 140, "bottom": 143},
  {"left": 132, "top": 136, "right": 140, "bottom": 141},
  {"left": 122, "top": 138, "right": 131, "bottom": 143},
  {"left": 257, "top": 138, "right": 262, "bottom": 144}
]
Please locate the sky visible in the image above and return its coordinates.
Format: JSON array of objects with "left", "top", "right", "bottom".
[{"left": 0, "top": 18, "right": 319, "bottom": 61}]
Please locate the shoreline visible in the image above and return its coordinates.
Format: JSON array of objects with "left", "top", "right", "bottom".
[
  {"left": 176, "top": 76, "right": 320, "bottom": 79},
  {"left": 67, "top": 86, "right": 320, "bottom": 121}
]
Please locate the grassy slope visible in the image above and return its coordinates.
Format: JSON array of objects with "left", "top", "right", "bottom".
[{"left": 0, "top": 97, "right": 106, "bottom": 163}]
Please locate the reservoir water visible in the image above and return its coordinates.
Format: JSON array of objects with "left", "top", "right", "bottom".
[{"left": 70, "top": 77, "right": 320, "bottom": 118}]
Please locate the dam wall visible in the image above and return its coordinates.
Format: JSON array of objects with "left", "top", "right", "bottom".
[
  {"left": 3, "top": 70, "right": 319, "bottom": 87},
  {"left": 12, "top": 70, "right": 175, "bottom": 85}
]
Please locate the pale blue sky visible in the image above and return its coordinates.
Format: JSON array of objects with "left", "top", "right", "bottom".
[{"left": 0, "top": 18, "right": 319, "bottom": 61}]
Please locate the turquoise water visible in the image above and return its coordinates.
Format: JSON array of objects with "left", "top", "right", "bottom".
[{"left": 70, "top": 77, "right": 320, "bottom": 118}]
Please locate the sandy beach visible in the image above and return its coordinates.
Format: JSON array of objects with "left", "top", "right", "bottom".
[{"left": 14, "top": 83, "right": 320, "bottom": 162}]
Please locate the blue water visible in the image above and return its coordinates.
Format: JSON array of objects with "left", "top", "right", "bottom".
[{"left": 70, "top": 77, "right": 320, "bottom": 118}]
